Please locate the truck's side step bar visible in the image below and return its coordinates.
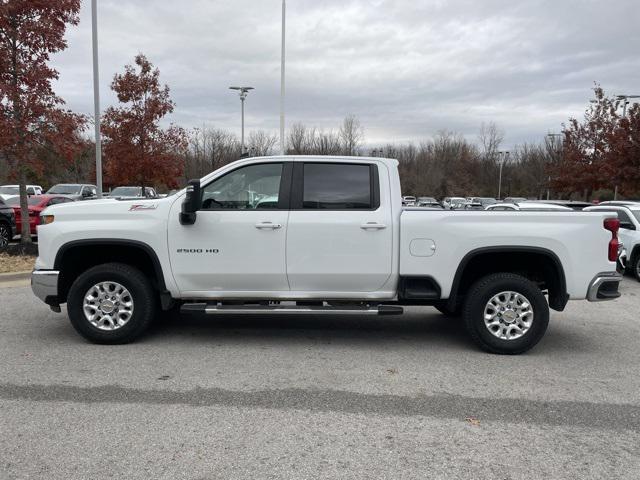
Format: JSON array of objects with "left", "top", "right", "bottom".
[{"left": 181, "top": 303, "right": 403, "bottom": 316}]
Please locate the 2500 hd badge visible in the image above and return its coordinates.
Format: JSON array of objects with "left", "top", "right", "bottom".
[{"left": 176, "top": 248, "right": 219, "bottom": 254}]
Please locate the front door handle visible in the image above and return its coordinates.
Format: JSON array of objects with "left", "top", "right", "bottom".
[
  {"left": 255, "top": 222, "right": 282, "bottom": 230},
  {"left": 360, "top": 222, "right": 387, "bottom": 230}
]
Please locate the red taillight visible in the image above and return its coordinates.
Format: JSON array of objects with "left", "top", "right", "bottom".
[{"left": 604, "top": 218, "right": 620, "bottom": 262}]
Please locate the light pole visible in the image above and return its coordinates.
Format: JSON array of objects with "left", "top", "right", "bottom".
[
  {"left": 616, "top": 94, "right": 640, "bottom": 118},
  {"left": 91, "top": 0, "right": 103, "bottom": 198},
  {"left": 497, "top": 151, "right": 509, "bottom": 200},
  {"left": 546, "top": 133, "right": 562, "bottom": 201},
  {"left": 280, "top": 0, "right": 286, "bottom": 155},
  {"left": 229, "top": 86, "right": 254, "bottom": 156}
]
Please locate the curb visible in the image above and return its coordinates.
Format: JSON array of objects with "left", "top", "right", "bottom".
[{"left": 0, "top": 271, "right": 31, "bottom": 282}]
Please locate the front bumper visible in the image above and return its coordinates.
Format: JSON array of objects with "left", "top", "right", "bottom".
[
  {"left": 31, "top": 270, "right": 60, "bottom": 307},
  {"left": 587, "top": 272, "right": 622, "bottom": 302}
]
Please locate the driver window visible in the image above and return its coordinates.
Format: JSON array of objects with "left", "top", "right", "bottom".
[{"left": 201, "top": 163, "right": 283, "bottom": 210}]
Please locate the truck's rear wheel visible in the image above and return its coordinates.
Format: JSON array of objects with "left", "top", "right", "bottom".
[
  {"left": 67, "top": 263, "right": 156, "bottom": 344},
  {"left": 462, "top": 273, "right": 549, "bottom": 354}
]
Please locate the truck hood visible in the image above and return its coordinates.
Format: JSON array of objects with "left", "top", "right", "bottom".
[{"left": 41, "top": 196, "right": 176, "bottom": 221}]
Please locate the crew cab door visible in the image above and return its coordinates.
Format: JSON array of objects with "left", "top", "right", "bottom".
[
  {"left": 286, "top": 162, "right": 393, "bottom": 293},
  {"left": 168, "top": 162, "right": 291, "bottom": 295}
]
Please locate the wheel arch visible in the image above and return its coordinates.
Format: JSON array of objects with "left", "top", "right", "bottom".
[
  {"left": 54, "top": 239, "right": 168, "bottom": 305},
  {"left": 446, "top": 246, "right": 568, "bottom": 312}
]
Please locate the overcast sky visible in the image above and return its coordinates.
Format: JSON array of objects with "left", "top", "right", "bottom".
[{"left": 54, "top": 0, "right": 640, "bottom": 149}]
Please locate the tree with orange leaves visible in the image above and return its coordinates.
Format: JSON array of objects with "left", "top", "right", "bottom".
[
  {"left": 0, "top": 0, "right": 85, "bottom": 244},
  {"left": 550, "top": 86, "right": 640, "bottom": 199},
  {"left": 102, "top": 54, "right": 187, "bottom": 191},
  {"left": 607, "top": 103, "right": 640, "bottom": 196}
]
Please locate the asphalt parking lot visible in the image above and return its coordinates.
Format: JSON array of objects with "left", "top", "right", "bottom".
[{"left": 1, "top": 279, "right": 639, "bottom": 479}]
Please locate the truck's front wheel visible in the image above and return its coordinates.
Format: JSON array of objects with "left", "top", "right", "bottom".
[
  {"left": 462, "top": 273, "right": 549, "bottom": 354},
  {"left": 67, "top": 263, "right": 156, "bottom": 344}
]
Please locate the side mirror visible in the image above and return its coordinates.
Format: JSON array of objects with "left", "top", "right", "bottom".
[{"left": 180, "top": 179, "right": 201, "bottom": 225}]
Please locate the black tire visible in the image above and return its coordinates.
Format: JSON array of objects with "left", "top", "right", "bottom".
[
  {"left": 0, "top": 223, "right": 10, "bottom": 247},
  {"left": 462, "top": 273, "right": 549, "bottom": 355},
  {"left": 67, "top": 262, "right": 156, "bottom": 344},
  {"left": 433, "top": 301, "right": 461, "bottom": 317}
]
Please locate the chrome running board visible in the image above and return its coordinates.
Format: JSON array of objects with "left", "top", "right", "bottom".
[{"left": 181, "top": 303, "right": 403, "bottom": 316}]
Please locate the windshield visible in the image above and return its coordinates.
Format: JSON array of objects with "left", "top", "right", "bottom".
[
  {"left": 110, "top": 187, "right": 140, "bottom": 196},
  {"left": 632, "top": 210, "right": 640, "bottom": 223},
  {"left": 48, "top": 185, "right": 81, "bottom": 195},
  {"left": 6, "top": 197, "right": 43, "bottom": 207},
  {"left": 0, "top": 186, "right": 19, "bottom": 195}
]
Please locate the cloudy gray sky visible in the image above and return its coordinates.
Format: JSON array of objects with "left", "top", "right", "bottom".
[{"left": 54, "top": 0, "right": 640, "bottom": 149}]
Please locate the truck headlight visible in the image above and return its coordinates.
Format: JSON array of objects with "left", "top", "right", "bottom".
[{"left": 40, "top": 214, "right": 55, "bottom": 225}]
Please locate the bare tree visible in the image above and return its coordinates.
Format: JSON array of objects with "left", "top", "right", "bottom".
[
  {"left": 205, "top": 128, "right": 239, "bottom": 171},
  {"left": 247, "top": 131, "right": 278, "bottom": 156},
  {"left": 314, "top": 130, "right": 342, "bottom": 155},
  {"left": 339, "top": 114, "right": 364, "bottom": 156},
  {"left": 478, "top": 122, "right": 504, "bottom": 160},
  {"left": 288, "top": 122, "right": 308, "bottom": 154},
  {"left": 184, "top": 126, "right": 240, "bottom": 180}
]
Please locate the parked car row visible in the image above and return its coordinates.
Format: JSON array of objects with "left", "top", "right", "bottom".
[
  {"left": 0, "top": 183, "right": 161, "bottom": 203},
  {"left": 0, "top": 183, "right": 161, "bottom": 244},
  {"left": 403, "top": 195, "right": 606, "bottom": 212}
]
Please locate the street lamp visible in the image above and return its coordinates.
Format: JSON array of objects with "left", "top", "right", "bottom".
[
  {"left": 616, "top": 94, "right": 640, "bottom": 118},
  {"left": 497, "top": 151, "right": 510, "bottom": 200},
  {"left": 229, "top": 86, "right": 254, "bottom": 156}
]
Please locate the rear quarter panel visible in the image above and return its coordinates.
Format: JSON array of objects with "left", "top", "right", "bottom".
[{"left": 400, "top": 210, "right": 616, "bottom": 299}]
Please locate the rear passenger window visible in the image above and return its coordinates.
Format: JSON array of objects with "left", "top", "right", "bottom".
[{"left": 303, "top": 163, "right": 374, "bottom": 209}]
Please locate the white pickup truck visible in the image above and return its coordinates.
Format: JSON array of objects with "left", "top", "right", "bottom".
[{"left": 31, "top": 156, "right": 623, "bottom": 354}]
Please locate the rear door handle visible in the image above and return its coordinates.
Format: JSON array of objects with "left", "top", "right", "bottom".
[
  {"left": 255, "top": 222, "right": 282, "bottom": 230},
  {"left": 360, "top": 222, "right": 387, "bottom": 230}
]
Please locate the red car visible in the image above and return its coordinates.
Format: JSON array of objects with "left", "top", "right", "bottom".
[{"left": 7, "top": 195, "right": 75, "bottom": 235}]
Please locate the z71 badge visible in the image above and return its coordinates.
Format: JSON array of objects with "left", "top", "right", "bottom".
[{"left": 129, "top": 204, "right": 158, "bottom": 211}]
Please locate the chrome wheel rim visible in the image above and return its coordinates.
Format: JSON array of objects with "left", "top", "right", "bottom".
[
  {"left": 83, "top": 281, "right": 134, "bottom": 331},
  {"left": 484, "top": 291, "right": 533, "bottom": 340},
  {"left": 0, "top": 225, "right": 9, "bottom": 247}
]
